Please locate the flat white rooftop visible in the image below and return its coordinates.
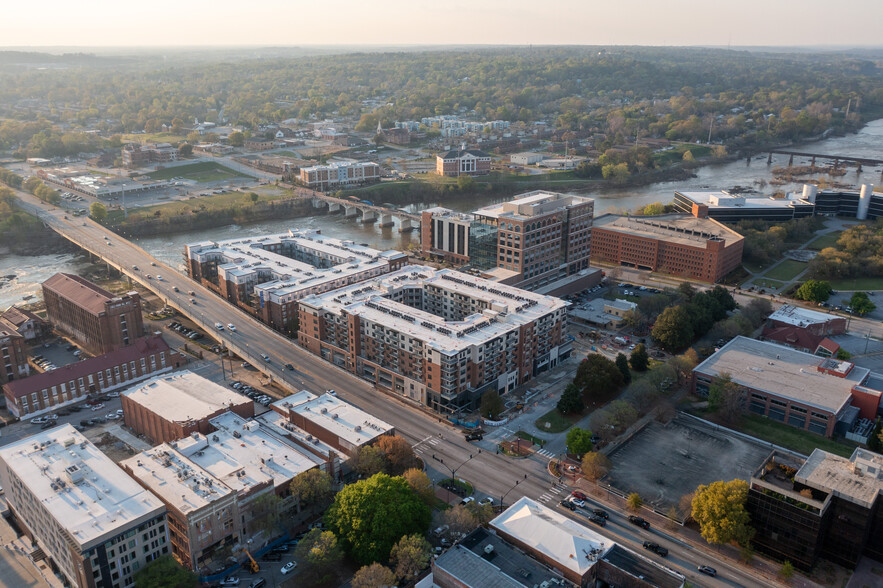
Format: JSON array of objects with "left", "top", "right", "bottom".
[
  {"left": 122, "top": 444, "right": 235, "bottom": 514},
  {"left": 474, "top": 190, "right": 593, "bottom": 220},
  {"left": 593, "top": 213, "right": 744, "bottom": 248},
  {"left": 768, "top": 304, "right": 839, "bottom": 327},
  {"left": 678, "top": 190, "right": 812, "bottom": 209},
  {"left": 122, "top": 371, "right": 251, "bottom": 423},
  {"left": 694, "top": 336, "right": 861, "bottom": 414},
  {"left": 490, "top": 496, "right": 612, "bottom": 578},
  {"left": 797, "top": 448, "right": 883, "bottom": 509},
  {"left": 272, "top": 390, "right": 394, "bottom": 447},
  {"left": 0, "top": 424, "right": 165, "bottom": 550},
  {"left": 174, "top": 412, "right": 325, "bottom": 492},
  {"left": 255, "top": 409, "right": 347, "bottom": 461}
]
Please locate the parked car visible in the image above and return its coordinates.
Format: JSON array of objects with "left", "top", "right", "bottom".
[
  {"left": 106, "top": 413, "right": 120, "bottom": 420},
  {"left": 41, "top": 422, "right": 55, "bottom": 429},
  {"left": 218, "top": 576, "right": 240, "bottom": 586},
  {"left": 261, "top": 553, "right": 281, "bottom": 562},
  {"left": 465, "top": 432, "right": 483, "bottom": 441},
  {"left": 460, "top": 497, "right": 475, "bottom": 506},
  {"left": 628, "top": 515, "right": 650, "bottom": 529},
  {"left": 642, "top": 541, "right": 668, "bottom": 557},
  {"left": 246, "top": 580, "right": 265, "bottom": 588},
  {"left": 478, "top": 497, "right": 495, "bottom": 506},
  {"left": 697, "top": 565, "right": 717, "bottom": 577},
  {"left": 31, "top": 417, "right": 46, "bottom": 425},
  {"left": 91, "top": 403, "right": 105, "bottom": 411},
  {"left": 280, "top": 562, "right": 297, "bottom": 575}
]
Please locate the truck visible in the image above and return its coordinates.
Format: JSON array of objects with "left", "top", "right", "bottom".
[{"left": 613, "top": 337, "right": 627, "bottom": 346}]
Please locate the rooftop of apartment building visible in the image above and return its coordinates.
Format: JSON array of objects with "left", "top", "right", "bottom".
[
  {"left": 797, "top": 448, "right": 883, "bottom": 510},
  {"left": 593, "top": 213, "right": 744, "bottom": 248},
  {"left": 172, "top": 412, "right": 325, "bottom": 493},
  {"left": 299, "top": 265, "right": 567, "bottom": 354},
  {"left": 473, "top": 191, "right": 593, "bottom": 221},
  {"left": 271, "top": 390, "right": 394, "bottom": 448},
  {"left": 42, "top": 273, "right": 129, "bottom": 315},
  {"left": 767, "top": 304, "right": 841, "bottom": 327},
  {"left": 121, "top": 444, "right": 235, "bottom": 514},
  {"left": 122, "top": 371, "right": 251, "bottom": 424},
  {"left": 255, "top": 410, "right": 346, "bottom": 461},
  {"left": 694, "top": 336, "right": 864, "bottom": 414},
  {"left": 422, "top": 207, "right": 475, "bottom": 222},
  {"left": 0, "top": 424, "right": 165, "bottom": 550}
]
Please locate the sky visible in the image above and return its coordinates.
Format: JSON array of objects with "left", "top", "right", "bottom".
[{"left": 3, "top": 0, "right": 882, "bottom": 48}]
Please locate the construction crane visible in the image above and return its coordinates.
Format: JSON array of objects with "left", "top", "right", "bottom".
[{"left": 243, "top": 549, "right": 260, "bottom": 574}]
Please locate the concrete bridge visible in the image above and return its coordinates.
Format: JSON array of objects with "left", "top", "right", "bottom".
[
  {"left": 310, "top": 193, "right": 422, "bottom": 233},
  {"left": 762, "top": 149, "right": 883, "bottom": 172}
]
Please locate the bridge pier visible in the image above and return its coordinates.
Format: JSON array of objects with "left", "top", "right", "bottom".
[
  {"left": 311, "top": 198, "right": 326, "bottom": 209},
  {"left": 788, "top": 154, "right": 794, "bottom": 166},
  {"left": 361, "top": 210, "right": 377, "bottom": 223},
  {"left": 857, "top": 162, "right": 863, "bottom": 172},
  {"left": 399, "top": 218, "right": 420, "bottom": 233},
  {"left": 344, "top": 206, "right": 358, "bottom": 219},
  {"left": 378, "top": 214, "right": 395, "bottom": 228},
  {"left": 328, "top": 202, "right": 342, "bottom": 213},
  {"left": 767, "top": 152, "right": 773, "bottom": 165}
]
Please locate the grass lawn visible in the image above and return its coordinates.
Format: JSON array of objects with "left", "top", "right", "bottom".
[
  {"left": 534, "top": 409, "right": 580, "bottom": 434},
  {"left": 752, "top": 278, "right": 785, "bottom": 290},
  {"left": 120, "top": 132, "right": 187, "bottom": 144},
  {"left": 146, "top": 161, "right": 251, "bottom": 182},
  {"left": 764, "top": 260, "right": 808, "bottom": 281},
  {"left": 515, "top": 431, "right": 547, "bottom": 447},
  {"left": 105, "top": 187, "right": 293, "bottom": 224},
  {"left": 828, "top": 277, "right": 883, "bottom": 291},
  {"left": 739, "top": 414, "right": 857, "bottom": 458},
  {"left": 743, "top": 261, "right": 767, "bottom": 274},
  {"left": 807, "top": 231, "right": 842, "bottom": 251}
]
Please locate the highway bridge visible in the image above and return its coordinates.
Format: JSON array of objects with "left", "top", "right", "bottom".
[
  {"left": 764, "top": 149, "right": 883, "bottom": 171},
  {"left": 308, "top": 192, "right": 422, "bottom": 231}
]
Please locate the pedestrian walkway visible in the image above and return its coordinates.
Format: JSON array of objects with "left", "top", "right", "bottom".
[
  {"left": 536, "top": 481, "right": 568, "bottom": 504},
  {"left": 535, "top": 448, "right": 556, "bottom": 459}
]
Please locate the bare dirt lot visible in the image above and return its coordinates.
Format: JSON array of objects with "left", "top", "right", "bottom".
[{"left": 604, "top": 415, "right": 775, "bottom": 519}]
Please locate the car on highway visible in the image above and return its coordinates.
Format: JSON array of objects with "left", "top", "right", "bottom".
[
  {"left": 280, "top": 562, "right": 297, "bottom": 575},
  {"left": 464, "top": 432, "right": 483, "bottom": 441},
  {"left": 571, "top": 498, "right": 585, "bottom": 508},
  {"left": 285, "top": 363, "right": 294, "bottom": 370},
  {"left": 132, "top": 265, "right": 139, "bottom": 271},
  {"left": 146, "top": 274, "right": 152, "bottom": 279},
  {"left": 642, "top": 541, "right": 668, "bottom": 557},
  {"left": 190, "top": 298, "right": 196, "bottom": 304},
  {"left": 628, "top": 515, "right": 651, "bottom": 529},
  {"left": 189, "top": 290, "right": 196, "bottom": 295},
  {"left": 592, "top": 508, "right": 609, "bottom": 519},
  {"left": 156, "top": 275, "right": 163, "bottom": 281},
  {"left": 227, "top": 324, "right": 236, "bottom": 331},
  {"left": 215, "top": 322, "right": 224, "bottom": 330},
  {"left": 151, "top": 262, "right": 157, "bottom": 267},
  {"left": 560, "top": 499, "right": 576, "bottom": 511},
  {"left": 173, "top": 286, "right": 179, "bottom": 292},
  {"left": 697, "top": 565, "right": 717, "bottom": 577},
  {"left": 260, "top": 353, "right": 270, "bottom": 362}
]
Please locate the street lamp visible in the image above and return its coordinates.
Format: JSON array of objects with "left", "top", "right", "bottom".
[
  {"left": 500, "top": 474, "right": 529, "bottom": 509},
  {"left": 434, "top": 451, "right": 481, "bottom": 493}
]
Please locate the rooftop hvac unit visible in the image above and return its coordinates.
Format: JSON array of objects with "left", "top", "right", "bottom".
[
  {"left": 354, "top": 426, "right": 361, "bottom": 432},
  {"left": 484, "top": 544, "right": 494, "bottom": 555}
]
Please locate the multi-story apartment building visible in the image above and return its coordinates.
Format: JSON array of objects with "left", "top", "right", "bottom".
[
  {"left": 298, "top": 161, "right": 380, "bottom": 191},
  {"left": 421, "top": 191, "right": 595, "bottom": 292},
  {"left": 185, "top": 229, "right": 407, "bottom": 335},
  {"left": 121, "top": 371, "right": 254, "bottom": 444},
  {"left": 42, "top": 273, "right": 144, "bottom": 356},
  {"left": 590, "top": 213, "right": 744, "bottom": 283},
  {"left": 297, "top": 266, "right": 569, "bottom": 414},
  {"left": 435, "top": 149, "right": 491, "bottom": 177},
  {"left": 0, "top": 317, "right": 29, "bottom": 387},
  {"left": 0, "top": 424, "right": 169, "bottom": 588},
  {"left": 748, "top": 448, "right": 883, "bottom": 570},
  {"left": 121, "top": 142, "right": 178, "bottom": 168},
  {"left": 3, "top": 335, "right": 182, "bottom": 418}
]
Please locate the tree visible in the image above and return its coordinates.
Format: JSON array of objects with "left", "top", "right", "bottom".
[
  {"left": 402, "top": 468, "right": 435, "bottom": 505},
  {"left": 290, "top": 468, "right": 334, "bottom": 508},
  {"left": 707, "top": 373, "right": 743, "bottom": 424},
  {"left": 178, "top": 143, "right": 193, "bottom": 157},
  {"left": 89, "top": 201, "right": 107, "bottom": 222},
  {"left": 574, "top": 354, "right": 625, "bottom": 403},
  {"left": 627, "top": 493, "right": 643, "bottom": 512},
  {"left": 630, "top": 343, "right": 649, "bottom": 372},
  {"left": 682, "top": 149, "right": 694, "bottom": 161},
  {"left": 557, "top": 382, "right": 584, "bottom": 415},
  {"left": 377, "top": 435, "right": 419, "bottom": 475},
  {"left": 132, "top": 555, "right": 196, "bottom": 588},
  {"left": 243, "top": 191, "right": 259, "bottom": 205},
  {"left": 443, "top": 504, "right": 478, "bottom": 538},
  {"left": 652, "top": 306, "right": 694, "bottom": 351},
  {"left": 228, "top": 131, "right": 245, "bottom": 146},
  {"left": 849, "top": 292, "right": 876, "bottom": 316},
  {"left": 678, "top": 282, "right": 697, "bottom": 301},
  {"left": 186, "top": 131, "right": 202, "bottom": 144},
  {"left": 780, "top": 561, "right": 795, "bottom": 581},
  {"left": 566, "top": 427, "right": 594, "bottom": 456},
  {"left": 679, "top": 492, "right": 696, "bottom": 522},
  {"left": 353, "top": 445, "right": 388, "bottom": 478},
  {"left": 581, "top": 452, "right": 611, "bottom": 481},
  {"left": 352, "top": 563, "right": 397, "bottom": 588},
  {"left": 457, "top": 175, "right": 475, "bottom": 191},
  {"left": 868, "top": 419, "right": 883, "bottom": 454},
  {"left": 325, "top": 473, "right": 431, "bottom": 565},
  {"left": 294, "top": 528, "right": 344, "bottom": 584},
  {"left": 480, "top": 389, "right": 504, "bottom": 420},
  {"left": 389, "top": 534, "right": 432, "bottom": 581},
  {"left": 793, "top": 279, "right": 832, "bottom": 303},
  {"left": 615, "top": 353, "right": 632, "bottom": 384},
  {"left": 691, "top": 479, "right": 754, "bottom": 546}
]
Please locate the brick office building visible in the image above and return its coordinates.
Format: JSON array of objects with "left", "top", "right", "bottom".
[
  {"left": 3, "top": 335, "right": 182, "bottom": 418},
  {"left": 42, "top": 273, "right": 144, "bottom": 356},
  {"left": 435, "top": 149, "right": 491, "bottom": 177},
  {"left": 0, "top": 318, "right": 29, "bottom": 387},
  {"left": 590, "top": 214, "right": 744, "bottom": 283},
  {"left": 121, "top": 371, "right": 254, "bottom": 444},
  {"left": 298, "top": 161, "right": 380, "bottom": 191}
]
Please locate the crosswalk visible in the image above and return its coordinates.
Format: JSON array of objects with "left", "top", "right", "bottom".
[
  {"left": 536, "top": 448, "right": 555, "bottom": 459},
  {"left": 537, "top": 481, "right": 569, "bottom": 504},
  {"left": 412, "top": 435, "right": 442, "bottom": 454}
]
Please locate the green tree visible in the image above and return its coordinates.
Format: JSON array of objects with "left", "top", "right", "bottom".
[
  {"left": 794, "top": 279, "right": 832, "bottom": 303},
  {"left": 290, "top": 468, "right": 334, "bottom": 508},
  {"left": 574, "top": 354, "right": 625, "bottom": 403},
  {"left": 353, "top": 445, "right": 388, "bottom": 478},
  {"left": 630, "top": 343, "right": 649, "bottom": 372},
  {"left": 708, "top": 373, "right": 743, "bottom": 424},
  {"left": 178, "top": 143, "right": 193, "bottom": 157},
  {"left": 480, "top": 389, "right": 504, "bottom": 420},
  {"left": 132, "top": 555, "right": 196, "bottom": 588},
  {"left": 677, "top": 282, "right": 697, "bottom": 301},
  {"left": 581, "top": 452, "right": 611, "bottom": 481},
  {"left": 780, "top": 560, "right": 795, "bottom": 581},
  {"left": 652, "top": 306, "right": 695, "bottom": 351},
  {"left": 352, "top": 563, "right": 397, "bottom": 588},
  {"left": 565, "top": 427, "right": 594, "bottom": 456},
  {"left": 402, "top": 468, "right": 435, "bottom": 505},
  {"left": 868, "top": 419, "right": 883, "bottom": 454},
  {"left": 325, "top": 473, "right": 431, "bottom": 565},
  {"left": 294, "top": 529, "right": 344, "bottom": 585},
  {"left": 691, "top": 479, "right": 755, "bottom": 546},
  {"left": 627, "top": 493, "right": 643, "bottom": 512},
  {"left": 849, "top": 292, "right": 876, "bottom": 316},
  {"left": 243, "top": 191, "right": 259, "bottom": 205},
  {"left": 228, "top": 131, "right": 245, "bottom": 146},
  {"left": 457, "top": 174, "right": 475, "bottom": 191},
  {"left": 615, "top": 353, "right": 632, "bottom": 384},
  {"left": 389, "top": 534, "right": 432, "bottom": 581},
  {"left": 186, "top": 130, "right": 202, "bottom": 144},
  {"left": 556, "top": 382, "right": 584, "bottom": 415},
  {"left": 89, "top": 201, "right": 107, "bottom": 222}
]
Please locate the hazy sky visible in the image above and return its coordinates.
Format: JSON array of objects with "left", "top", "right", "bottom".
[{"left": 4, "top": 0, "right": 882, "bottom": 48}]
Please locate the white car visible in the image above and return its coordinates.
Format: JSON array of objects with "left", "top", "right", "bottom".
[
  {"left": 218, "top": 576, "right": 240, "bottom": 586},
  {"left": 280, "top": 562, "right": 297, "bottom": 575},
  {"left": 106, "top": 413, "right": 121, "bottom": 420},
  {"left": 460, "top": 497, "right": 475, "bottom": 506},
  {"left": 91, "top": 403, "right": 105, "bottom": 411},
  {"left": 478, "top": 497, "right": 495, "bottom": 506},
  {"left": 30, "top": 417, "right": 46, "bottom": 425},
  {"left": 215, "top": 322, "right": 225, "bottom": 330},
  {"left": 156, "top": 275, "right": 163, "bottom": 281},
  {"left": 227, "top": 324, "right": 236, "bottom": 331}
]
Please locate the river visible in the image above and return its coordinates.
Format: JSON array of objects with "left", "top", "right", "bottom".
[{"left": 2, "top": 119, "right": 882, "bottom": 308}]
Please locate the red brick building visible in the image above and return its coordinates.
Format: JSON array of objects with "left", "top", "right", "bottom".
[
  {"left": 42, "top": 273, "right": 144, "bottom": 356},
  {"left": 435, "top": 149, "right": 491, "bottom": 177},
  {"left": 3, "top": 335, "right": 183, "bottom": 418},
  {"left": 590, "top": 214, "right": 744, "bottom": 283},
  {"left": 0, "top": 306, "right": 50, "bottom": 342},
  {"left": 0, "top": 318, "right": 29, "bottom": 387}
]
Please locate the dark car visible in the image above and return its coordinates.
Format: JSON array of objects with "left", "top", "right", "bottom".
[
  {"left": 628, "top": 515, "right": 650, "bottom": 529},
  {"left": 643, "top": 541, "right": 668, "bottom": 556},
  {"left": 285, "top": 363, "right": 295, "bottom": 371},
  {"left": 697, "top": 565, "right": 717, "bottom": 577},
  {"left": 41, "top": 422, "right": 55, "bottom": 429},
  {"left": 271, "top": 546, "right": 289, "bottom": 554},
  {"left": 560, "top": 499, "right": 576, "bottom": 511},
  {"left": 592, "top": 508, "right": 609, "bottom": 519},
  {"left": 465, "top": 432, "right": 483, "bottom": 441},
  {"left": 589, "top": 514, "right": 607, "bottom": 526},
  {"left": 261, "top": 553, "right": 281, "bottom": 562}
]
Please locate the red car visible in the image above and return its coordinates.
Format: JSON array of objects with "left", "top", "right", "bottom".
[{"left": 571, "top": 491, "right": 587, "bottom": 501}]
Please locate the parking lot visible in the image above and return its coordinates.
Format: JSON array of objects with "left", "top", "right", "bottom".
[{"left": 605, "top": 415, "right": 774, "bottom": 520}]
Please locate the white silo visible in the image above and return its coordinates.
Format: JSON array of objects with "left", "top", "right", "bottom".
[
  {"left": 802, "top": 184, "right": 818, "bottom": 203},
  {"left": 857, "top": 184, "right": 874, "bottom": 220}
]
